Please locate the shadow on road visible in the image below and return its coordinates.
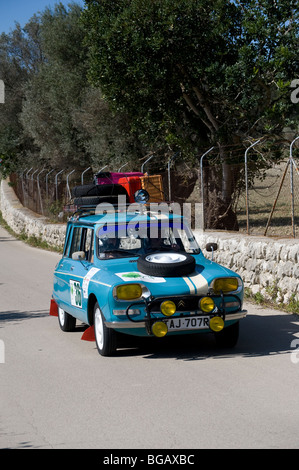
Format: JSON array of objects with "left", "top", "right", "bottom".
[
  {"left": 110, "top": 311, "right": 299, "bottom": 361},
  {"left": 0, "top": 310, "right": 49, "bottom": 325},
  {"left": 1, "top": 308, "right": 299, "bottom": 362},
  {"left": 0, "top": 236, "right": 17, "bottom": 242}
]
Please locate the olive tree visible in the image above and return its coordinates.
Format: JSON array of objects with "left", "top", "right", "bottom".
[{"left": 83, "top": 0, "right": 298, "bottom": 229}]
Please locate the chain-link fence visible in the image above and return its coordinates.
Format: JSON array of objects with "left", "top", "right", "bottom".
[
  {"left": 236, "top": 158, "right": 299, "bottom": 237},
  {"left": 10, "top": 168, "right": 91, "bottom": 221},
  {"left": 9, "top": 138, "right": 299, "bottom": 238}
]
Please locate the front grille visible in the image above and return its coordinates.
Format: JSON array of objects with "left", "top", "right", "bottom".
[{"left": 148, "top": 296, "right": 201, "bottom": 313}]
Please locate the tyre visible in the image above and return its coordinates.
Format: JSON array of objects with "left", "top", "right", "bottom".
[
  {"left": 137, "top": 251, "right": 195, "bottom": 277},
  {"left": 214, "top": 321, "right": 239, "bottom": 348},
  {"left": 72, "top": 183, "right": 128, "bottom": 198},
  {"left": 94, "top": 302, "right": 117, "bottom": 356},
  {"left": 73, "top": 195, "right": 125, "bottom": 206},
  {"left": 58, "top": 307, "right": 76, "bottom": 332},
  {"left": 72, "top": 184, "right": 97, "bottom": 197}
]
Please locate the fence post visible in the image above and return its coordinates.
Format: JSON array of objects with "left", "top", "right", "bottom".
[
  {"left": 37, "top": 168, "right": 46, "bottom": 215},
  {"left": 55, "top": 169, "right": 64, "bottom": 201},
  {"left": 118, "top": 163, "right": 128, "bottom": 172},
  {"left": 31, "top": 168, "right": 38, "bottom": 197},
  {"left": 199, "top": 147, "right": 214, "bottom": 231},
  {"left": 141, "top": 154, "right": 155, "bottom": 174},
  {"left": 264, "top": 161, "right": 290, "bottom": 237},
  {"left": 81, "top": 167, "right": 91, "bottom": 185},
  {"left": 290, "top": 136, "right": 299, "bottom": 238},
  {"left": 20, "top": 168, "right": 27, "bottom": 203},
  {"left": 24, "top": 168, "right": 33, "bottom": 206},
  {"left": 31, "top": 169, "right": 39, "bottom": 210},
  {"left": 167, "top": 151, "right": 180, "bottom": 201},
  {"left": 26, "top": 167, "right": 33, "bottom": 179},
  {"left": 45, "top": 169, "right": 54, "bottom": 200},
  {"left": 66, "top": 169, "right": 75, "bottom": 200},
  {"left": 31, "top": 169, "right": 38, "bottom": 179},
  {"left": 244, "top": 139, "right": 261, "bottom": 235}
]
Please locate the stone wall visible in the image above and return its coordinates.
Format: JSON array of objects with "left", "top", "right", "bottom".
[
  {"left": 0, "top": 179, "right": 66, "bottom": 249},
  {"left": 194, "top": 231, "right": 299, "bottom": 304},
  {"left": 1, "top": 178, "right": 299, "bottom": 304}
]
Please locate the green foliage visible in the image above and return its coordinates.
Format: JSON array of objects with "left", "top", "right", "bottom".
[
  {"left": 82, "top": 0, "right": 298, "bottom": 228},
  {"left": 19, "top": 3, "right": 88, "bottom": 169},
  {"left": 83, "top": 0, "right": 298, "bottom": 149},
  {"left": 286, "top": 294, "right": 299, "bottom": 315},
  {"left": 0, "top": 16, "right": 42, "bottom": 176},
  {"left": 0, "top": 2, "right": 143, "bottom": 177}
]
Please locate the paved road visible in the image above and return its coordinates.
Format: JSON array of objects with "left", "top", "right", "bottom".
[{"left": 1, "top": 224, "right": 299, "bottom": 449}]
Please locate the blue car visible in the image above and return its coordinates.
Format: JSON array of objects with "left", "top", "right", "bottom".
[{"left": 51, "top": 189, "right": 246, "bottom": 356}]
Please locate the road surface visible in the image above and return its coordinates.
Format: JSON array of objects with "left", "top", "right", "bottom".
[{"left": 1, "top": 225, "right": 299, "bottom": 449}]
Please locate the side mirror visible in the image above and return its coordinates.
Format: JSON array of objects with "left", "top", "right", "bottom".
[
  {"left": 205, "top": 243, "right": 218, "bottom": 252},
  {"left": 72, "top": 251, "right": 86, "bottom": 261},
  {"left": 206, "top": 243, "right": 218, "bottom": 261}
]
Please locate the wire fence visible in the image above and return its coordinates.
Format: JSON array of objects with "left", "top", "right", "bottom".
[
  {"left": 236, "top": 158, "right": 299, "bottom": 237},
  {"left": 9, "top": 137, "right": 299, "bottom": 238}
]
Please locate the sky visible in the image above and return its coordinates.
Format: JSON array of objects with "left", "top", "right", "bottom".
[{"left": 0, "top": 0, "right": 85, "bottom": 34}]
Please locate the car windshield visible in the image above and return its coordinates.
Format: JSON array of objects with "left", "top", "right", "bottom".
[{"left": 96, "top": 220, "right": 200, "bottom": 259}]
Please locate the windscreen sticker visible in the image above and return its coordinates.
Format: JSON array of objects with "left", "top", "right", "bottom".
[
  {"left": 70, "top": 280, "right": 82, "bottom": 308},
  {"left": 116, "top": 272, "right": 166, "bottom": 283},
  {"left": 82, "top": 267, "right": 100, "bottom": 298}
]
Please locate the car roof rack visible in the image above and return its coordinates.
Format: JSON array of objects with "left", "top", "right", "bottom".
[{"left": 64, "top": 200, "right": 177, "bottom": 221}]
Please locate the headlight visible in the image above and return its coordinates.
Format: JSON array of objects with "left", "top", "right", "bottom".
[
  {"left": 152, "top": 321, "right": 168, "bottom": 337},
  {"left": 209, "top": 316, "right": 224, "bottom": 332},
  {"left": 160, "top": 300, "right": 176, "bottom": 316},
  {"left": 212, "top": 277, "right": 240, "bottom": 294},
  {"left": 115, "top": 284, "right": 143, "bottom": 300},
  {"left": 199, "top": 297, "right": 215, "bottom": 313}
]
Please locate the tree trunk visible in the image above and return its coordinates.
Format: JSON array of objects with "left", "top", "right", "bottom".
[
  {"left": 202, "top": 155, "right": 239, "bottom": 231},
  {"left": 178, "top": 69, "right": 239, "bottom": 230}
]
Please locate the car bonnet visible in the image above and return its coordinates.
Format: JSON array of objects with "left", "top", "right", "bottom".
[{"left": 86, "top": 255, "right": 239, "bottom": 297}]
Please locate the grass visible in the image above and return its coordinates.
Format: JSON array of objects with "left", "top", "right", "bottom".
[{"left": 245, "top": 285, "right": 299, "bottom": 315}]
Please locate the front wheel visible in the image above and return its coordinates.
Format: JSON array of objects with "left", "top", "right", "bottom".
[
  {"left": 58, "top": 307, "right": 76, "bottom": 332},
  {"left": 94, "top": 302, "right": 117, "bottom": 356},
  {"left": 214, "top": 321, "right": 239, "bottom": 348}
]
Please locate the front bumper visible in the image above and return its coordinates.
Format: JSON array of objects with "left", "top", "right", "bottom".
[
  {"left": 106, "top": 310, "right": 247, "bottom": 330},
  {"left": 105, "top": 294, "right": 247, "bottom": 334}
]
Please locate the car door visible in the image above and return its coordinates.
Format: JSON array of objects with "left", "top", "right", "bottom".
[{"left": 55, "top": 225, "right": 94, "bottom": 323}]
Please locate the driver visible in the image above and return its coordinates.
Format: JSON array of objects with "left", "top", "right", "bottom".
[{"left": 99, "top": 237, "right": 119, "bottom": 258}]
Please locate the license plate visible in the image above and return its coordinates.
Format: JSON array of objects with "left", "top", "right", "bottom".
[{"left": 166, "top": 316, "right": 210, "bottom": 331}]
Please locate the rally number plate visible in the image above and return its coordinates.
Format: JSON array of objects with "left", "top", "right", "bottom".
[{"left": 166, "top": 316, "right": 210, "bottom": 331}]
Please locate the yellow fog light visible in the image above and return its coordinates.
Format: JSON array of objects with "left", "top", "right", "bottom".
[
  {"left": 213, "top": 277, "right": 239, "bottom": 294},
  {"left": 160, "top": 300, "right": 176, "bottom": 316},
  {"left": 199, "top": 297, "right": 215, "bottom": 313},
  {"left": 116, "top": 284, "right": 142, "bottom": 300},
  {"left": 152, "top": 321, "right": 168, "bottom": 338},
  {"left": 209, "top": 316, "right": 224, "bottom": 332}
]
